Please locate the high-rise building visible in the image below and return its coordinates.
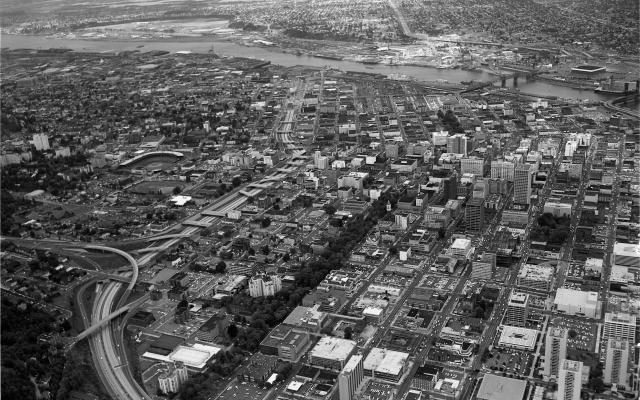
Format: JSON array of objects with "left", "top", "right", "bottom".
[
  {"left": 604, "top": 339, "right": 629, "bottom": 388},
  {"left": 461, "top": 156, "right": 484, "bottom": 176},
  {"left": 31, "top": 133, "right": 50, "bottom": 151},
  {"left": 443, "top": 174, "right": 459, "bottom": 200},
  {"left": 158, "top": 362, "right": 189, "bottom": 394},
  {"left": 514, "top": 164, "right": 532, "bottom": 205},
  {"left": 603, "top": 312, "right": 636, "bottom": 344},
  {"left": 558, "top": 359, "right": 583, "bottom": 400},
  {"left": 505, "top": 291, "right": 529, "bottom": 327},
  {"left": 544, "top": 327, "right": 568, "bottom": 378},
  {"left": 249, "top": 274, "right": 282, "bottom": 298},
  {"left": 491, "top": 160, "right": 515, "bottom": 181},
  {"left": 447, "top": 134, "right": 468, "bottom": 156},
  {"left": 338, "top": 355, "right": 364, "bottom": 400},
  {"left": 465, "top": 197, "right": 485, "bottom": 232},
  {"left": 472, "top": 252, "right": 496, "bottom": 280}
]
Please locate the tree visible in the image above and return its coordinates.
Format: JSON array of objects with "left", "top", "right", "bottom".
[
  {"left": 323, "top": 204, "right": 337, "bottom": 215},
  {"left": 232, "top": 176, "right": 242, "bottom": 187},
  {"left": 568, "top": 329, "right": 578, "bottom": 339},
  {"left": 261, "top": 245, "right": 270, "bottom": 255},
  {"left": 438, "top": 227, "right": 446, "bottom": 239},
  {"left": 260, "top": 217, "right": 271, "bottom": 228},
  {"left": 172, "top": 186, "right": 182, "bottom": 195},
  {"left": 344, "top": 326, "right": 353, "bottom": 340},
  {"left": 227, "top": 324, "right": 239, "bottom": 338},
  {"left": 215, "top": 261, "right": 227, "bottom": 273},
  {"left": 388, "top": 246, "right": 398, "bottom": 255}
]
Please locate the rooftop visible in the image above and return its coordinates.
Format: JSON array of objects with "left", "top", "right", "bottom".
[
  {"left": 554, "top": 288, "right": 598, "bottom": 306},
  {"left": 498, "top": 325, "right": 539, "bottom": 350},
  {"left": 309, "top": 336, "right": 356, "bottom": 361},
  {"left": 363, "top": 348, "right": 409, "bottom": 376},
  {"left": 476, "top": 374, "right": 527, "bottom": 400},
  {"left": 613, "top": 242, "right": 640, "bottom": 257},
  {"left": 517, "top": 263, "right": 554, "bottom": 280}
]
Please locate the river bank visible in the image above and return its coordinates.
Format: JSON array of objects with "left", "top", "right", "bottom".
[{"left": 0, "top": 33, "right": 615, "bottom": 101}]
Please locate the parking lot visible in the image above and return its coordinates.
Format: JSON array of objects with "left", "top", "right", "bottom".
[
  {"left": 217, "top": 381, "right": 270, "bottom": 400},
  {"left": 550, "top": 316, "right": 597, "bottom": 351},
  {"left": 483, "top": 349, "right": 533, "bottom": 377}
]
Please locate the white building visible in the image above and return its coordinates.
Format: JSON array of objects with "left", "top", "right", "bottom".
[
  {"left": 339, "top": 355, "right": 364, "bottom": 400},
  {"left": 498, "top": 325, "right": 538, "bottom": 351},
  {"left": 363, "top": 348, "right": 409, "bottom": 382},
  {"left": 249, "top": 274, "right": 282, "bottom": 298},
  {"left": 491, "top": 160, "right": 515, "bottom": 181},
  {"left": 461, "top": 157, "right": 484, "bottom": 176},
  {"left": 449, "top": 238, "right": 472, "bottom": 259},
  {"left": 613, "top": 242, "right": 640, "bottom": 269},
  {"left": 506, "top": 291, "right": 529, "bottom": 327},
  {"left": 554, "top": 288, "right": 599, "bottom": 318},
  {"left": 309, "top": 337, "right": 357, "bottom": 370},
  {"left": 604, "top": 339, "right": 629, "bottom": 388},
  {"left": 158, "top": 362, "right": 189, "bottom": 394},
  {"left": 543, "top": 202, "right": 572, "bottom": 217},
  {"left": 603, "top": 312, "right": 636, "bottom": 343},
  {"left": 558, "top": 359, "right": 583, "bottom": 400},
  {"left": 31, "top": 133, "right": 50, "bottom": 151},
  {"left": 544, "top": 327, "right": 568, "bottom": 378}
]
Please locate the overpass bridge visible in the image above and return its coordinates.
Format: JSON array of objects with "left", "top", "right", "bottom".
[
  {"left": 144, "top": 233, "right": 191, "bottom": 242},
  {"left": 182, "top": 219, "right": 214, "bottom": 228},
  {"left": 76, "top": 304, "right": 131, "bottom": 341}
]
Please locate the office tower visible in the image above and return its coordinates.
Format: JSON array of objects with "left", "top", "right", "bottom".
[
  {"left": 558, "top": 359, "right": 583, "bottom": 400},
  {"left": 31, "top": 133, "right": 50, "bottom": 151},
  {"left": 461, "top": 156, "right": 484, "bottom": 176},
  {"left": 338, "top": 354, "right": 364, "bottom": 400},
  {"left": 514, "top": 164, "right": 532, "bottom": 205},
  {"left": 544, "top": 327, "right": 568, "bottom": 378},
  {"left": 505, "top": 291, "right": 529, "bottom": 327},
  {"left": 604, "top": 339, "right": 629, "bottom": 388},
  {"left": 603, "top": 312, "right": 636, "bottom": 344},
  {"left": 443, "top": 174, "right": 459, "bottom": 200},
  {"left": 447, "top": 134, "right": 468, "bottom": 156},
  {"left": 465, "top": 197, "right": 485, "bottom": 232},
  {"left": 491, "top": 160, "right": 515, "bottom": 181},
  {"left": 472, "top": 252, "right": 496, "bottom": 280}
]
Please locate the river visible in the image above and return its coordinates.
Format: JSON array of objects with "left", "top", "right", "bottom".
[{"left": 1, "top": 33, "right": 613, "bottom": 101}]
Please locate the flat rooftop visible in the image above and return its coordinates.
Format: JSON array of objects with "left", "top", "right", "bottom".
[
  {"left": 477, "top": 374, "right": 527, "bottom": 400},
  {"left": 554, "top": 288, "right": 598, "bottom": 306},
  {"left": 309, "top": 336, "right": 356, "bottom": 361},
  {"left": 363, "top": 348, "right": 409, "bottom": 376},
  {"left": 498, "top": 325, "right": 538, "bottom": 351}
]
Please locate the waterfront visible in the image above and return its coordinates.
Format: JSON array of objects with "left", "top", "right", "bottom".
[{"left": 0, "top": 33, "right": 613, "bottom": 101}]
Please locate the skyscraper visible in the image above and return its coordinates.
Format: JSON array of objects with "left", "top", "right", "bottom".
[
  {"left": 447, "top": 134, "right": 468, "bottom": 156},
  {"left": 558, "top": 359, "right": 583, "bottom": 400},
  {"left": 338, "top": 354, "right": 364, "bottom": 400},
  {"left": 544, "top": 327, "right": 568, "bottom": 378},
  {"left": 514, "top": 164, "right": 532, "bottom": 205},
  {"left": 465, "top": 197, "right": 485, "bottom": 232},
  {"left": 443, "top": 174, "right": 459, "bottom": 200},
  {"left": 604, "top": 339, "right": 629, "bottom": 388},
  {"left": 603, "top": 312, "right": 636, "bottom": 344},
  {"left": 505, "top": 291, "right": 529, "bottom": 327}
]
